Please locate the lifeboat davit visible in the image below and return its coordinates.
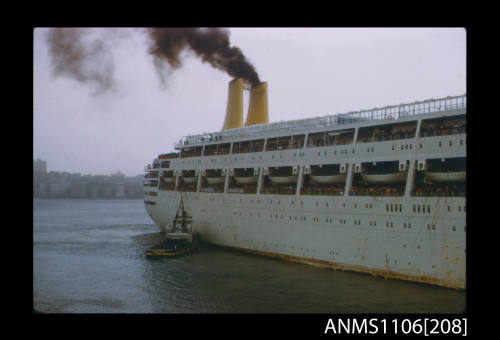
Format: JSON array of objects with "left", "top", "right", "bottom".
[
  {"left": 424, "top": 171, "right": 466, "bottom": 182},
  {"left": 361, "top": 172, "right": 406, "bottom": 184},
  {"left": 269, "top": 174, "right": 298, "bottom": 184},
  {"left": 311, "top": 173, "right": 346, "bottom": 184}
]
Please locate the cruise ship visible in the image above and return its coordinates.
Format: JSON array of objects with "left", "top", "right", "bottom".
[{"left": 143, "top": 78, "right": 466, "bottom": 290}]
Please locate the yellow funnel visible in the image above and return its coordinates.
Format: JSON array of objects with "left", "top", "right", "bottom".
[
  {"left": 221, "top": 78, "right": 244, "bottom": 131},
  {"left": 245, "top": 82, "right": 269, "bottom": 126}
]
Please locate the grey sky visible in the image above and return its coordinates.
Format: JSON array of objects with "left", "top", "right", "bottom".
[{"left": 33, "top": 27, "right": 466, "bottom": 176}]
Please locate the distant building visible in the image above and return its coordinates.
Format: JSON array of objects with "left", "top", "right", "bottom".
[
  {"left": 38, "top": 182, "right": 48, "bottom": 197},
  {"left": 48, "top": 179, "right": 70, "bottom": 197},
  {"left": 114, "top": 183, "right": 126, "bottom": 198},
  {"left": 34, "top": 159, "right": 47, "bottom": 175},
  {"left": 70, "top": 181, "right": 87, "bottom": 198},
  {"left": 32, "top": 158, "right": 144, "bottom": 199}
]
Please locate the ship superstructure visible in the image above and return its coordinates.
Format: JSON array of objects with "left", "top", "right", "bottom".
[{"left": 143, "top": 79, "right": 466, "bottom": 289}]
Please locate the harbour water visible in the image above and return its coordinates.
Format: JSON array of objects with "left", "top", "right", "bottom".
[{"left": 33, "top": 199, "right": 466, "bottom": 314}]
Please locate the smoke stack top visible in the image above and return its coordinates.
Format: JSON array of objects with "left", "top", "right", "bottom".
[{"left": 147, "top": 28, "right": 260, "bottom": 87}]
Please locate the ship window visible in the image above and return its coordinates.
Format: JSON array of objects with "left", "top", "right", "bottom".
[
  {"left": 458, "top": 206, "right": 462, "bottom": 212},
  {"left": 417, "top": 205, "right": 421, "bottom": 213},
  {"left": 427, "top": 205, "right": 431, "bottom": 213},
  {"left": 452, "top": 226, "right": 456, "bottom": 231}
]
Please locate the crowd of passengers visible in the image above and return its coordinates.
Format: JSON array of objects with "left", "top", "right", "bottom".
[
  {"left": 177, "top": 183, "right": 197, "bottom": 192},
  {"left": 349, "top": 184, "right": 405, "bottom": 197},
  {"left": 412, "top": 183, "right": 466, "bottom": 197},
  {"left": 228, "top": 183, "right": 257, "bottom": 194},
  {"left": 200, "top": 184, "right": 224, "bottom": 193},
  {"left": 357, "top": 126, "right": 416, "bottom": 143},
  {"left": 301, "top": 184, "right": 345, "bottom": 196},
  {"left": 308, "top": 134, "right": 352, "bottom": 148},
  {"left": 261, "top": 184, "right": 296, "bottom": 195},
  {"left": 420, "top": 120, "right": 466, "bottom": 137}
]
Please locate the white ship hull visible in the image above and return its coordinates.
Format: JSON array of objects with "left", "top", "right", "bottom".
[
  {"left": 144, "top": 93, "right": 466, "bottom": 290},
  {"left": 146, "top": 191, "right": 465, "bottom": 290}
]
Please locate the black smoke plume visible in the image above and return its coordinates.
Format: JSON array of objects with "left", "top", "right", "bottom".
[
  {"left": 146, "top": 27, "right": 260, "bottom": 87},
  {"left": 44, "top": 27, "right": 261, "bottom": 94},
  {"left": 46, "top": 28, "right": 117, "bottom": 95}
]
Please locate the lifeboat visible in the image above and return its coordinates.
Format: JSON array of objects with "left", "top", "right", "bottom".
[
  {"left": 206, "top": 176, "right": 225, "bottom": 185},
  {"left": 182, "top": 176, "right": 197, "bottom": 184},
  {"left": 234, "top": 175, "right": 259, "bottom": 184},
  {"left": 311, "top": 173, "right": 346, "bottom": 184},
  {"left": 163, "top": 176, "right": 175, "bottom": 183},
  {"left": 424, "top": 170, "right": 466, "bottom": 182},
  {"left": 269, "top": 174, "right": 298, "bottom": 184},
  {"left": 361, "top": 172, "right": 406, "bottom": 184}
]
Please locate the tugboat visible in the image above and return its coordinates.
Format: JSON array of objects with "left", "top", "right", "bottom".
[{"left": 145, "top": 196, "right": 200, "bottom": 258}]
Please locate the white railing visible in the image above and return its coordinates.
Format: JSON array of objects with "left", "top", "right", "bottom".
[{"left": 175, "top": 94, "right": 466, "bottom": 148}]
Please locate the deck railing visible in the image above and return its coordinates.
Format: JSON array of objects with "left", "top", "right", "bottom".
[{"left": 175, "top": 94, "right": 466, "bottom": 148}]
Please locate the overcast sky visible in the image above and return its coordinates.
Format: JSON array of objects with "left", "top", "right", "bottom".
[{"left": 33, "top": 27, "right": 466, "bottom": 176}]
